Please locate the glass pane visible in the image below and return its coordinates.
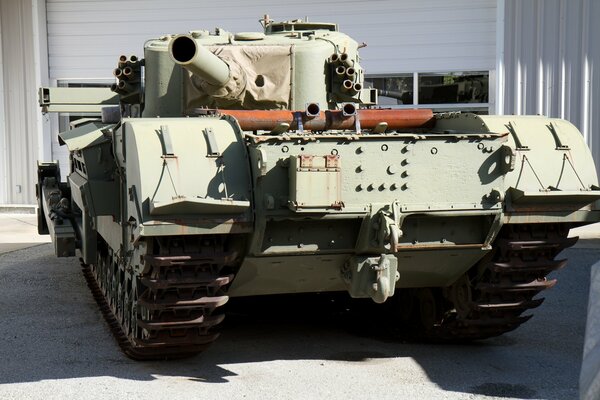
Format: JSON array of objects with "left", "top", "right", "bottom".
[
  {"left": 364, "top": 75, "right": 413, "bottom": 105},
  {"left": 66, "top": 82, "right": 111, "bottom": 88},
  {"left": 418, "top": 72, "right": 488, "bottom": 104}
]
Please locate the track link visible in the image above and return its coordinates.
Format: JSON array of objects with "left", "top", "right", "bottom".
[
  {"left": 82, "top": 237, "right": 235, "bottom": 360},
  {"left": 408, "top": 223, "right": 577, "bottom": 340}
]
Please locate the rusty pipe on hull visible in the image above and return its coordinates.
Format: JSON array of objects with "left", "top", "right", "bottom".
[{"left": 217, "top": 109, "right": 435, "bottom": 131}]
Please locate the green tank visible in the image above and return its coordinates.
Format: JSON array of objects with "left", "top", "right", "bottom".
[{"left": 37, "top": 16, "right": 600, "bottom": 359}]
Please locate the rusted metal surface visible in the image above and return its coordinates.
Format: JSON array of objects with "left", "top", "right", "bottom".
[
  {"left": 216, "top": 109, "right": 435, "bottom": 131},
  {"left": 81, "top": 237, "right": 234, "bottom": 360}
]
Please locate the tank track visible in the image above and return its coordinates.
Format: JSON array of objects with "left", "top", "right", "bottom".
[
  {"left": 81, "top": 236, "right": 236, "bottom": 360},
  {"left": 405, "top": 223, "right": 577, "bottom": 341}
]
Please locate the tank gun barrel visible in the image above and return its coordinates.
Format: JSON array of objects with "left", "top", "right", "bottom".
[{"left": 169, "top": 35, "right": 230, "bottom": 86}]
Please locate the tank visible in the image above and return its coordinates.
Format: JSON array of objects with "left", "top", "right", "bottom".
[{"left": 36, "top": 16, "right": 600, "bottom": 359}]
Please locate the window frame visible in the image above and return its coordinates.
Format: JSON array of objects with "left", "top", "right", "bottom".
[{"left": 365, "top": 70, "right": 492, "bottom": 114}]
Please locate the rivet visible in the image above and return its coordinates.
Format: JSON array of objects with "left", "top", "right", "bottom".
[{"left": 387, "top": 165, "right": 397, "bottom": 175}]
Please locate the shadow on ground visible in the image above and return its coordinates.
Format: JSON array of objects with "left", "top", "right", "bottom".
[{"left": 0, "top": 243, "right": 596, "bottom": 399}]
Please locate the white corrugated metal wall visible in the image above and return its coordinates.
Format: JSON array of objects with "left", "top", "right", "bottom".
[
  {"left": 498, "top": 0, "right": 600, "bottom": 173},
  {"left": 15, "top": 0, "right": 600, "bottom": 203},
  {"left": 0, "top": 0, "right": 49, "bottom": 205},
  {"left": 3, "top": 0, "right": 599, "bottom": 204},
  {"left": 45, "top": 0, "right": 497, "bottom": 79},
  {"left": 43, "top": 0, "right": 496, "bottom": 188}
]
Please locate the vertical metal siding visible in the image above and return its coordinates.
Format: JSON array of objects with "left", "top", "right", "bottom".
[
  {"left": 500, "top": 0, "right": 600, "bottom": 174},
  {"left": 0, "top": 10, "right": 6, "bottom": 203},
  {"left": 45, "top": 0, "right": 497, "bottom": 79},
  {"left": 34, "top": 0, "right": 52, "bottom": 165},
  {"left": 0, "top": 0, "right": 41, "bottom": 204}
]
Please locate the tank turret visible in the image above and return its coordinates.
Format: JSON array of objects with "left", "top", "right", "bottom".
[{"left": 138, "top": 17, "right": 377, "bottom": 117}]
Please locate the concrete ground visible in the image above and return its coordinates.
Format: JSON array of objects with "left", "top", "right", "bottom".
[
  {"left": 0, "top": 214, "right": 598, "bottom": 400},
  {"left": 0, "top": 214, "right": 49, "bottom": 254}
]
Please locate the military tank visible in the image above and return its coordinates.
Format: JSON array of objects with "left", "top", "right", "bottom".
[{"left": 37, "top": 16, "right": 600, "bottom": 359}]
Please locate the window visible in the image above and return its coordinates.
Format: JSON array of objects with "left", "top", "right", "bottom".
[
  {"left": 365, "top": 71, "right": 489, "bottom": 114},
  {"left": 366, "top": 74, "right": 414, "bottom": 105}
]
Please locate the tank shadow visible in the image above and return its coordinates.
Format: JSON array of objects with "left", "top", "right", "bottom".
[{"left": 0, "top": 244, "right": 594, "bottom": 399}]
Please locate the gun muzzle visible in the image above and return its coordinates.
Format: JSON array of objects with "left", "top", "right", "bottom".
[{"left": 169, "top": 35, "right": 230, "bottom": 86}]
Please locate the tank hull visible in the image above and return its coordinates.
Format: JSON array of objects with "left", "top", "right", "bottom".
[
  {"left": 34, "top": 18, "right": 600, "bottom": 359},
  {"left": 36, "top": 111, "right": 600, "bottom": 359}
]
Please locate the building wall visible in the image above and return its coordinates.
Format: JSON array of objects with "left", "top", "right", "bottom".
[
  {"left": 0, "top": 0, "right": 49, "bottom": 204},
  {"left": 45, "top": 0, "right": 497, "bottom": 79},
  {"left": 2, "top": 0, "right": 599, "bottom": 205},
  {"left": 498, "top": 0, "right": 600, "bottom": 173},
  {"left": 42, "top": 0, "right": 498, "bottom": 199}
]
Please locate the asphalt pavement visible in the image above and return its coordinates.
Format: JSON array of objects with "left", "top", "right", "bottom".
[{"left": 0, "top": 214, "right": 598, "bottom": 400}]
